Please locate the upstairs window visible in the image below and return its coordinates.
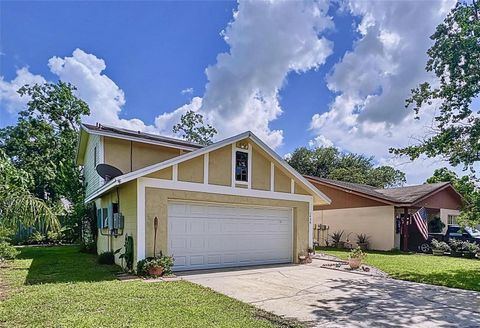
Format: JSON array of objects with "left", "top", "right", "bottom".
[
  {"left": 94, "top": 146, "right": 97, "bottom": 167},
  {"left": 235, "top": 151, "right": 248, "bottom": 182}
]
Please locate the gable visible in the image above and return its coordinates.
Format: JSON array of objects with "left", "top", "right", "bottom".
[
  {"left": 85, "top": 131, "right": 331, "bottom": 205},
  {"left": 311, "top": 182, "right": 389, "bottom": 211},
  {"left": 413, "top": 187, "right": 462, "bottom": 210}
]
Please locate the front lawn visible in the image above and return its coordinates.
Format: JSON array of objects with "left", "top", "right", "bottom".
[
  {"left": 317, "top": 247, "right": 480, "bottom": 291},
  {"left": 0, "top": 246, "right": 302, "bottom": 328}
]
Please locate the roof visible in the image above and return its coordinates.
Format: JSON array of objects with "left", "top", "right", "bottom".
[
  {"left": 305, "top": 176, "right": 458, "bottom": 206},
  {"left": 85, "top": 130, "right": 332, "bottom": 206},
  {"left": 83, "top": 123, "right": 203, "bottom": 149}
]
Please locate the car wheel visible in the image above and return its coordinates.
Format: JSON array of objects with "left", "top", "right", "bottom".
[{"left": 420, "top": 243, "right": 431, "bottom": 253}]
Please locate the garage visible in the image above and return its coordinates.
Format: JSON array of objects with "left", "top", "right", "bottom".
[{"left": 168, "top": 201, "right": 293, "bottom": 271}]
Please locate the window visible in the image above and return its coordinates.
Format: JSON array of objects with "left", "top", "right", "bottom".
[
  {"left": 94, "top": 146, "right": 97, "bottom": 167},
  {"left": 235, "top": 151, "right": 248, "bottom": 182},
  {"left": 448, "top": 214, "right": 458, "bottom": 226}
]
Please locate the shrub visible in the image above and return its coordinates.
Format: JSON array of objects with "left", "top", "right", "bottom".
[
  {"left": 98, "top": 251, "right": 115, "bottom": 265},
  {"left": 46, "top": 231, "right": 63, "bottom": 244},
  {"left": 463, "top": 241, "right": 479, "bottom": 254},
  {"left": 428, "top": 217, "right": 445, "bottom": 233},
  {"left": 431, "top": 239, "right": 450, "bottom": 252},
  {"left": 329, "top": 230, "right": 344, "bottom": 246},
  {"left": 356, "top": 233, "right": 370, "bottom": 244},
  {"left": 29, "top": 231, "right": 46, "bottom": 244},
  {"left": 136, "top": 253, "right": 175, "bottom": 277},
  {"left": 348, "top": 247, "right": 367, "bottom": 260},
  {"left": 80, "top": 240, "right": 97, "bottom": 254},
  {"left": 0, "top": 241, "right": 19, "bottom": 262},
  {"left": 448, "top": 238, "right": 464, "bottom": 252}
]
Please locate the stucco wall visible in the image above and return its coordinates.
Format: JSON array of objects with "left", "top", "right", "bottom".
[
  {"left": 103, "top": 137, "right": 181, "bottom": 174},
  {"left": 96, "top": 180, "right": 137, "bottom": 267},
  {"left": 208, "top": 145, "right": 231, "bottom": 186},
  {"left": 251, "top": 146, "right": 271, "bottom": 191},
  {"left": 178, "top": 156, "right": 204, "bottom": 183},
  {"left": 144, "top": 188, "right": 310, "bottom": 264},
  {"left": 314, "top": 205, "right": 396, "bottom": 251},
  {"left": 274, "top": 166, "right": 291, "bottom": 193}
]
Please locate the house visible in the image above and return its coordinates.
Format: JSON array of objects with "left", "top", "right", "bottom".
[
  {"left": 305, "top": 176, "right": 463, "bottom": 251},
  {"left": 76, "top": 123, "right": 331, "bottom": 271}
]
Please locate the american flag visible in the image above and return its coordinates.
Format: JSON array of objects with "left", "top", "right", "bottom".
[{"left": 413, "top": 207, "right": 428, "bottom": 240}]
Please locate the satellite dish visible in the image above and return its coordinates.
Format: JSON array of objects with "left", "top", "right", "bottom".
[{"left": 96, "top": 164, "right": 123, "bottom": 182}]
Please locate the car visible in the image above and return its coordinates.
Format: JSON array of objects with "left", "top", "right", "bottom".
[{"left": 418, "top": 226, "right": 480, "bottom": 253}]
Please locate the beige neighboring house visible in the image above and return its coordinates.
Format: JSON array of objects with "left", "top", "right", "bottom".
[
  {"left": 76, "top": 123, "right": 330, "bottom": 271},
  {"left": 306, "top": 176, "right": 463, "bottom": 251}
]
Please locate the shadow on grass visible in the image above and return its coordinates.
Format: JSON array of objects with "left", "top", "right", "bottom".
[{"left": 17, "top": 245, "right": 119, "bottom": 285}]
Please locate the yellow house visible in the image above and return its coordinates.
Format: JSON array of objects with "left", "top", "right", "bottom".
[{"left": 76, "top": 123, "right": 330, "bottom": 271}]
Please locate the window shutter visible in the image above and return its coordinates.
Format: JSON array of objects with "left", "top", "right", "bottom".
[{"left": 97, "top": 208, "right": 103, "bottom": 229}]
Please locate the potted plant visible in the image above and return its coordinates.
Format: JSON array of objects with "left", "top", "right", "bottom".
[
  {"left": 448, "top": 239, "right": 463, "bottom": 257},
  {"left": 298, "top": 250, "right": 308, "bottom": 264},
  {"left": 431, "top": 239, "right": 450, "bottom": 256},
  {"left": 137, "top": 252, "right": 175, "bottom": 278},
  {"left": 348, "top": 247, "right": 366, "bottom": 269},
  {"left": 329, "top": 230, "right": 344, "bottom": 249},
  {"left": 462, "top": 241, "right": 479, "bottom": 259},
  {"left": 306, "top": 247, "right": 315, "bottom": 263},
  {"left": 356, "top": 233, "right": 370, "bottom": 250}
]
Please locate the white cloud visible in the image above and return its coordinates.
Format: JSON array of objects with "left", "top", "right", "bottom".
[
  {"left": 48, "top": 49, "right": 157, "bottom": 133},
  {"left": 0, "top": 67, "right": 46, "bottom": 116},
  {"left": 156, "top": 0, "right": 334, "bottom": 148},
  {"left": 181, "top": 87, "right": 194, "bottom": 95},
  {"left": 309, "top": 0, "right": 457, "bottom": 184}
]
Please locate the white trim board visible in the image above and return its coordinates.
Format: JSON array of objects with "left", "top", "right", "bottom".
[{"left": 85, "top": 131, "right": 331, "bottom": 205}]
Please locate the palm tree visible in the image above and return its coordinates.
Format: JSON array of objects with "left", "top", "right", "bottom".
[{"left": 0, "top": 149, "right": 59, "bottom": 231}]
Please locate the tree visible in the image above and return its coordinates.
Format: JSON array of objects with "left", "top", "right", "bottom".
[
  {"left": 287, "top": 147, "right": 406, "bottom": 188},
  {"left": 391, "top": 2, "right": 480, "bottom": 172},
  {"left": 0, "top": 81, "right": 89, "bottom": 237},
  {"left": 426, "top": 168, "right": 480, "bottom": 227},
  {"left": 0, "top": 149, "right": 59, "bottom": 231},
  {"left": 173, "top": 110, "right": 217, "bottom": 145}
]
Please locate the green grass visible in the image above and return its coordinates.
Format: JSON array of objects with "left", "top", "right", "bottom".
[
  {"left": 317, "top": 247, "right": 480, "bottom": 291},
  {"left": 0, "top": 246, "right": 302, "bottom": 328}
]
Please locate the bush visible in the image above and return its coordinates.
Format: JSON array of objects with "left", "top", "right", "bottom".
[
  {"left": 29, "top": 231, "right": 46, "bottom": 244},
  {"left": 428, "top": 217, "right": 445, "bottom": 233},
  {"left": 448, "top": 238, "right": 464, "bottom": 252},
  {"left": 0, "top": 241, "right": 19, "bottom": 262},
  {"left": 431, "top": 239, "right": 451, "bottom": 252},
  {"left": 98, "top": 251, "right": 115, "bottom": 265},
  {"left": 136, "top": 253, "right": 175, "bottom": 277},
  {"left": 463, "top": 241, "right": 479, "bottom": 254},
  {"left": 80, "top": 240, "right": 97, "bottom": 254}
]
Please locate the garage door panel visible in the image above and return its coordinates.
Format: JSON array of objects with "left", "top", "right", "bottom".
[{"left": 168, "top": 201, "right": 293, "bottom": 271}]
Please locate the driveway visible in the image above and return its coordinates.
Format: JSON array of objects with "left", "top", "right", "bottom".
[{"left": 179, "top": 260, "right": 480, "bottom": 328}]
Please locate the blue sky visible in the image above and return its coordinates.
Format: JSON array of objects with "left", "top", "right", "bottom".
[{"left": 0, "top": 1, "right": 459, "bottom": 183}]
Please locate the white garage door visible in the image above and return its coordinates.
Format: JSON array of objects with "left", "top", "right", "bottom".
[{"left": 168, "top": 201, "right": 293, "bottom": 271}]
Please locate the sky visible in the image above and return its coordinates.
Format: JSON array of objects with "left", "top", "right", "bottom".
[{"left": 0, "top": 0, "right": 463, "bottom": 184}]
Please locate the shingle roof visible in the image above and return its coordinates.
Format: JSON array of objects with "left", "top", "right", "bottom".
[
  {"left": 375, "top": 182, "right": 450, "bottom": 203},
  {"left": 305, "top": 175, "right": 453, "bottom": 205},
  {"left": 82, "top": 123, "right": 204, "bottom": 150}
]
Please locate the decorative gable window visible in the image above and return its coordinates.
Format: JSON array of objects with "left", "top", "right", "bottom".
[{"left": 235, "top": 151, "right": 248, "bottom": 182}]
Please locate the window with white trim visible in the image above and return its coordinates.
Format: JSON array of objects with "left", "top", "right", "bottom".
[
  {"left": 235, "top": 151, "right": 249, "bottom": 182},
  {"left": 448, "top": 214, "right": 458, "bottom": 226}
]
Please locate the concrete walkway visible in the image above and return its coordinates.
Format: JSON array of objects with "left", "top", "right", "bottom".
[{"left": 179, "top": 260, "right": 480, "bottom": 328}]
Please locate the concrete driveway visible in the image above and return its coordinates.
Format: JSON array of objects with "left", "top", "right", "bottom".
[{"left": 179, "top": 260, "right": 480, "bottom": 328}]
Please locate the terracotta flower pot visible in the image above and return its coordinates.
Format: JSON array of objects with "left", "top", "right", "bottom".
[
  {"left": 148, "top": 265, "right": 163, "bottom": 277},
  {"left": 348, "top": 258, "right": 362, "bottom": 269}
]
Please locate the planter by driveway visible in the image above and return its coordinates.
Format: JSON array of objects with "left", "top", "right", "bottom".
[{"left": 179, "top": 260, "right": 480, "bottom": 328}]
